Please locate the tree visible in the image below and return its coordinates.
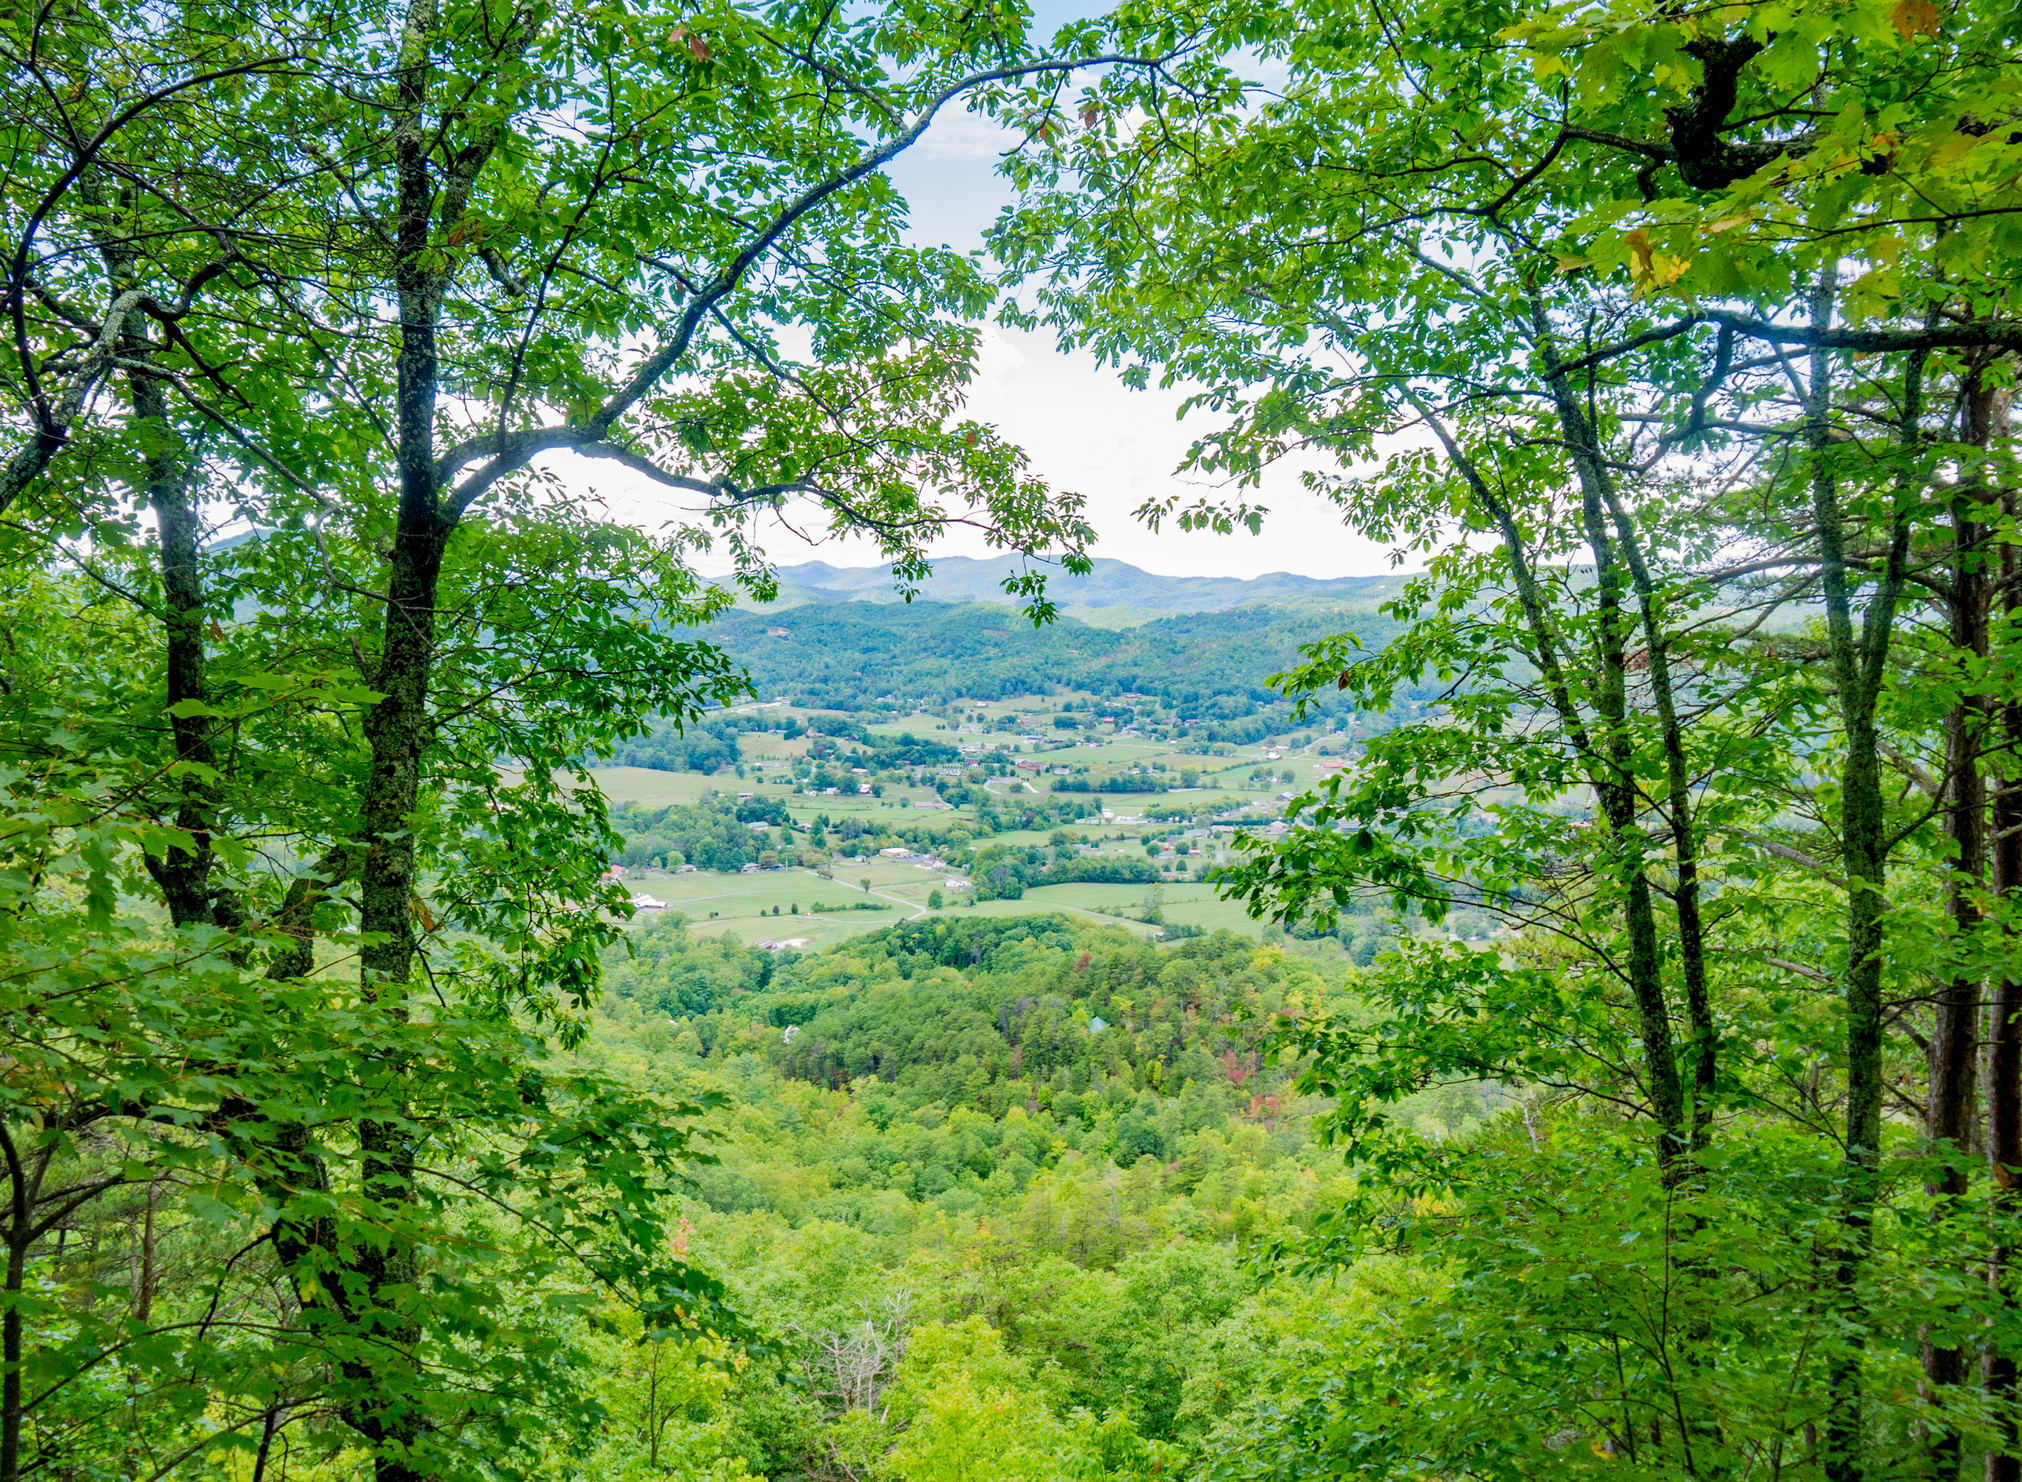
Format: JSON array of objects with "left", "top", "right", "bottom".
[
  {"left": 995, "top": 0, "right": 2022, "bottom": 1476},
  {"left": 1, "top": 0, "right": 1157, "bottom": 1471}
]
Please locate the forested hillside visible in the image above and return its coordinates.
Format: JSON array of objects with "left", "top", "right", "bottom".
[
  {"left": 690, "top": 599, "right": 1411, "bottom": 720},
  {"left": 556, "top": 914, "right": 1473, "bottom": 1481}
]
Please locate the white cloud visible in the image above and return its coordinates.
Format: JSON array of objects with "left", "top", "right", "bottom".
[
  {"left": 558, "top": 323, "right": 1418, "bottom": 583},
  {"left": 910, "top": 101, "right": 1022, "bottom": 162}
]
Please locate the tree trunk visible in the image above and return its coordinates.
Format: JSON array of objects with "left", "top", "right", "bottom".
[
  {"left": 1987, "top": 696, "right": 2021, "bottom": 1482},
  {"left": 1599, "top": 486, "right": 1717, "bottom": 1146},
  {"left": 1983, "top": 380, "right": 2020, "bottom": 1482},
  {"left": 1536, "top": 334, "right": 1689, "bottom": 1166},
  {"left": 1928, "top": 373, "right": 2006, "bottom": 1475},
  {"left": 1807, "top": 272, "right": 1920, "bottom": 1482},
  {"left": 123, "top": 338, "right": 239, "bottom": 932},
  {"left": 2, "top": 1236, "right": 21, "bottom": 1482}
]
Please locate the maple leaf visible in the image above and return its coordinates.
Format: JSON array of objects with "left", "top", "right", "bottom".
[
  {"left": 1889, "top": 0, "right": 1941, "bottom": 38},
  {"left": 1625, "top": 227, "right": 1655, "bottom": 276}
]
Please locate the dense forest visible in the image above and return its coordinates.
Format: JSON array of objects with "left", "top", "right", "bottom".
[
  {"left": 6, "top": 0, "right": 2022, "bottom": 1480},
  {"left": 565, "top": 915, "right": 1433, "bottom": 1482}
]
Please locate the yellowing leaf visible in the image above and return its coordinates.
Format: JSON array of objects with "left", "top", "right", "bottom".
[
  {"left": 1625, "top": 229, "right": 1691, "bottom": 292},
  {"left": 1930, "top": 131, "right": 1977, "bottom": 167},
  {"left": 1625, "top": 228, "right": 1655, "bottom": 276},
  {"left": 1889, "top": 0, "right": 1941, "bottom": 38}
]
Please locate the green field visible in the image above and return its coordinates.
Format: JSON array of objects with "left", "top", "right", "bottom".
[
  {"left": 1015, "top": 881, "right": 1263, "bottom": 934},
  {"left": 583, "top": 705, "right": 1326, "bottom": 950},
  {"left": 610, "top": 854, "right": 1278, "bottom": 949},
  {"left": 615, "top": 857, "right": 965, "bottom": 950}
]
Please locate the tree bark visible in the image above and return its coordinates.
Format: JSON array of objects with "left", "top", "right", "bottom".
[
  {"left": 1983, "top": 379, "right": 2020, "bottom": 1482},
  {"left": 337, "top": 3, "right": 456, "bottom": 1471},
  {"left": 132, "top": 370, "right": 233, "bottom": 930},
  {"left": 1535, "top": 325, "right": 1693, "bottom": 1167},
  {"left": 1599, "top": 476, "right": 1719, "bottom": 1147},
  {"left": 1927, "top": 372, "right": 2000, "bottom": 1477},
  {"left": 1807, "top": 271, "right": 1920, "bottom": 1482},
  {"left": 92, "top": 190, "right": 234, "bottom": 934}
]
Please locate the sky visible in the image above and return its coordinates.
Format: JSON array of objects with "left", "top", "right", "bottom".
[{"left": 573, "top": 13, "right": 1413, "bottom": 585}]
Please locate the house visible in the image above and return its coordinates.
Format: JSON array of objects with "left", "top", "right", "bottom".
[
  {"left": 1015, "top": 759, "right": 1042, "bottom": 772},
  {"left": 630, "top": 894, "right": 667, "bottom": 910}
]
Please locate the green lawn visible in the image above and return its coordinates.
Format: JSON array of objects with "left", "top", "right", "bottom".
[
  {"left": 612, "top": 857, "right": 1277, "bottom": 950},
  {"left": 614, "top": 861, "right": 938, "bottom": 951},
  {"left": 957, "top": 880, "right": 1264, "bottom": 938}
]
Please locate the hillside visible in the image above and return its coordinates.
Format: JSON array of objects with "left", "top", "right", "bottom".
[
  {"left": 697, "top": 595, "right": 1415, "bottom": 715},
  {"left": 561, "top": 912, "right": 1486, "bottom": 1481}
]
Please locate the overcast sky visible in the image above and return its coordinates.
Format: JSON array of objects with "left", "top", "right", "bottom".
[{"left": 579, "top": 14, "right": 1409, "bottom": 584}]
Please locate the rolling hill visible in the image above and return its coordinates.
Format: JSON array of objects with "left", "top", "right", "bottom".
[{"left": 747, "top": 555, "right": 1409, "bottom": 616}]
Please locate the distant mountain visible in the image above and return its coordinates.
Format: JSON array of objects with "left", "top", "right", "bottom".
[{"left": 754, "top": 555, "right": 1403, "bottom": 615}]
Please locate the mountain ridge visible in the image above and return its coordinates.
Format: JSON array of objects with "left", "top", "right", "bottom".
[{"left": 754, "top": 554, "right": 1403, "bottom": 615}]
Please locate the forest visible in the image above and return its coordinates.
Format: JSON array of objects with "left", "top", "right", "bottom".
[
  {"left": 571, "top": 915, "right": 1393, "bottom": 1482},
  {"left": 4, "top": 0, "right": 2022, "bottom": 1480}
]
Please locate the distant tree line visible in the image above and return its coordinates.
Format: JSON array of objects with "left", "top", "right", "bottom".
[{"left": 970, "top": 843, "right": 1164, "bottom": 900}]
